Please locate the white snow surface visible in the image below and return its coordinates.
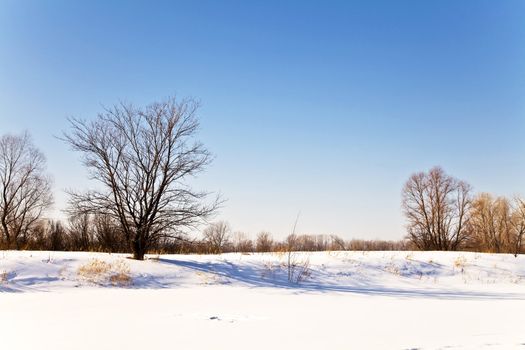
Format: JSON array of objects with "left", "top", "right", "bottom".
[{"left": 1, "top": 250, "right": 524, "bottom": 349}]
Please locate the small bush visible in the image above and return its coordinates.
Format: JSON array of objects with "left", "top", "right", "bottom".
[
  {"left": 285, "top": 252, "right": 312, "bottom": 284},
  {"left": 291, "top": 257, "right": 311, "bottom": 283}
]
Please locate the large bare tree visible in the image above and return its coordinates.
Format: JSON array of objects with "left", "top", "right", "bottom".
[
  {"left": 63, "top": 97, "right": 219, "bottom": 260},
  {"left": 0, "top": 132, "right": 53, "bottom": 249},
  {"left": 402, "top": 167, "right": 471, "bottom": 251}
]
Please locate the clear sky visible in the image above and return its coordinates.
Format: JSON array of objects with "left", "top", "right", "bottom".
[{"left": 1, "top": 0, "right": 524, "bottom": 240}]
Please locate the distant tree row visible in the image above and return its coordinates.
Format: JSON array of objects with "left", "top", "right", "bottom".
[
  {"left": 0, "top": 214, "right": 409, "bottom": 254},
  {"left": 198, "top": 221, "right": 410, "bottom": 254},
  {"left": 403, "top": 167, "right": 525, "bottom": 255}
]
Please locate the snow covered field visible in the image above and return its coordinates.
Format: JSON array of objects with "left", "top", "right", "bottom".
[{"left": 1, "top": 250, "right": 524, "bottom": 349}]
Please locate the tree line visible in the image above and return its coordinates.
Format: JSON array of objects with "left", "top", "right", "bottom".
[
  {"left": 0, "top": 214, "right": 409, "bottom": 254},
  {"left": 0, "top": 97, "right": 523, "bottom": 258}
]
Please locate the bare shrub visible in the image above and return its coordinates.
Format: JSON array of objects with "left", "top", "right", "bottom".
[
  {"left": 282, "top": 215, "right": 312, "bottom": 284},
  {"left": 287, "top": 253, "right": 311, "bottom": 283},
  {"left": 202, "top": 221, "right": 231, "bottom": 254}
]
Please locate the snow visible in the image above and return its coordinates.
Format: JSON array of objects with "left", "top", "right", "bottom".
[{"left": 1, "top": 250, "right": 524, "bottom": 349}]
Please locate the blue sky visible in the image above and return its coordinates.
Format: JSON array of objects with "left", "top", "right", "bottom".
[{"left": 1, "top": 0, "right": 524, "bottom": 239}]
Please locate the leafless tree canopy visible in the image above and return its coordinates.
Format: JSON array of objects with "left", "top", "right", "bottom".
[
  {"left": 0, "top": 132, "right": 53, "bottom": 249},
  {"left": 231, "top": 231, "right": 253, "bottom": 252},
  {"left": 63, "top": 97, "right": 219, "bottom": 259},
  {"left": 468, "top": 193, "right": 513, "bottom": 253},
  {"left": 468, "top": 194, "right": 525, "bottom": 255},
  {"left": 402, "top": 167, "right": 471, "bottom": 251},
  {"left": 255, "top": 231, "right": 274, "bottom": 252}
]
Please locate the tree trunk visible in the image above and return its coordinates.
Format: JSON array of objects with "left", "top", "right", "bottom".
[
  {"left": 132, "top": 233, "right": 146, "bottom": 260},
  {"left": 1, "top": 220, "right": 11, "bottom": 249}
]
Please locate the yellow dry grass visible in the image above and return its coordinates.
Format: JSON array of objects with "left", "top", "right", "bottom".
[{"left": 77, "top": 258, "right": 132, "bottom": 286}]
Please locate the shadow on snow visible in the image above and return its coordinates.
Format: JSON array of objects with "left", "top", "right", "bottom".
[{"left": 157, "top": 257, "right": 525, "bottom": 301}]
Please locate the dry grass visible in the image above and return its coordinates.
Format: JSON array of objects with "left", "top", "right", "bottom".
[
  {"left": 453, "top": 256, "right": 467, "bottom": 269},
  {"left": 109, "top": 272, "right": 132, "bottom": 286},
  {"left": 78, "top": 259, "right": 112, "bottom": 277},
  {"left": 0, "top": 270, "right": 8, "bottom": 283},
  {"left": 77, "top": 258, "right": 132, "bottom": 286},
  {"left": 195, "top": 270, "right": 231, "bottom": 285},
  {"left": 260, "top": 260, "right": 277, "bottom": 279},
  {"left": 384, "top": 262, "right": 400, "bottom": 276}
]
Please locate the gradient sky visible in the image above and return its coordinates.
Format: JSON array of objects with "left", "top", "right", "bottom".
[{"left": 1, "top": 0, "right": 524, "bottom": 240}]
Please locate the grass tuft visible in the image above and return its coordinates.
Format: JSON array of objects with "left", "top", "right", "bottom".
[{"left": 0, "top": 270, "right": 8, "bottom": 283}]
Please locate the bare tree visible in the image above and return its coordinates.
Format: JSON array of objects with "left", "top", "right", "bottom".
[
  {"left": 511, "top": 197, "right": 525, "bottom": 257},
  {"left": 63, "top": 97, "right": 219, "bottom": 260},
  {"left": 0, "top": 132, "right": 53, "bottom": 249},
  {"left": 329, "top": 235, "right": 347, "bottom": 251},
  {"left": 469, "top": 193, "right": 513, "bottom": 253},
  {"left": 48, "top": 220, "right": 67, "bottom": 251},
  {"left": 255, "top": 231, "right": 274, "bottom": 252},
  {"left": 402, "top": 167, "right": 472, "bottom": 251},
  {"left": 93, "top": 212, "right": 126, "bottom": 253},
  {"left": 68, "top": 213, "right": 94, "bottom": 251},
  {"left": 202, "top": 221, "right": 231, "bottom": 253},
  {"left": 231, "top": 231, "right": 253, "bottom": 252}
]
